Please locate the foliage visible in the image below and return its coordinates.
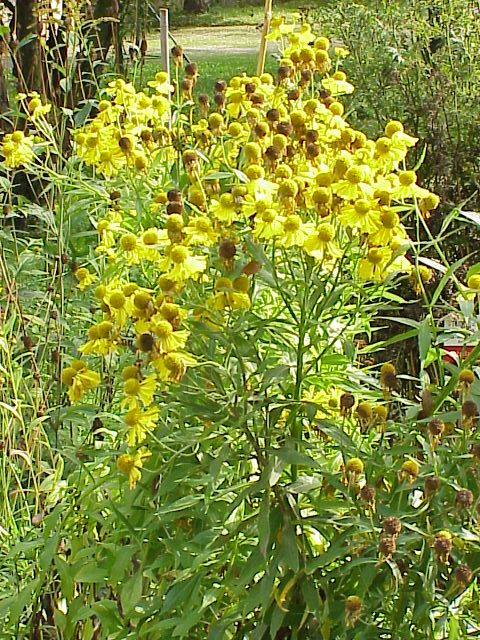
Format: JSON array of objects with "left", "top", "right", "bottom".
[
  {"left": 313, "top": 0, "right": 480, "bottom": 214},
  {"left": 1, "top": 11, "right": 480, "bottom": 640}
]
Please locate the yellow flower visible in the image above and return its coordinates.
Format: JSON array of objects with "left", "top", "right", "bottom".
[
  {"left": 104, "top": 289, "right": 133, "bottom": 327},
  {"left": 153, "top": 351, "right": 197, "bottom": 383},
  {"left": 303, "top": 222, "right": 341, "bottom": 260},
  {"left": 124, "top": 405, "right": 159, "bottom": 446},
  {"left": 392, "top": 171, "right": 430, "bottom": 200},
  {"left": 185, "top": 216, "right": 219, "bottom": 246},
  {"left": 253, "top": 208, "right": 285, "bottom": 240},
  {"left": 338, "top": 199, "right": 380, "bottom": 234},
  {"left": 79, "top": 321, "right": 118, "bottom": 356},
  {"left": 121, "top": 374, "right": 157, "bottom": 410},
  {"left": 159, "top": 245, "right": 207, "bottom": 282},
  {"left": 23, "top": 91, "right": 52, "bottom": 121},
  {"left": 1, "top": 130, "right": 35, "bottom": 168},
  {"left": 149, "top": 316, "right": 189, "bottom": 353},
  {"left": 147, "top": 71, "right": 173, "bottom": 96},
  {"left": 61, "top": 360, "right": 100, "bottom": 403},
  {"left": 358, "top": 246, "right": 393, "bottom": 282},
  {"left": 333, "top": 165, "right": 374, "bottom": 200},
  {"left": 75, "top": 267, "right": 96, "bottom": 290},
  {"left": 322, "top": 71, "right": 354, "bottom": 96},
  {"left": 117, "top": 448, "right": 151, "bottom": 489},
  {"left": 210, "top": 193, "right": 238, "bottom": 224},
  {"left": 369, "top": 208, "right": 405, "bottom": 245},
  {"left": 277, "top": 215, "right": 313, "bottom": 248}
]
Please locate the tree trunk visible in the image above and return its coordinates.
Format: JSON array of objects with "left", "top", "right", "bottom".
[
  {"left": 183, "top": 0, "right": 210, "bottom": 14},
  {"left": 14, "top": 0, "right": 44, "bottom": 95}
]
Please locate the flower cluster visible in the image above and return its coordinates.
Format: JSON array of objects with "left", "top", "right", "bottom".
[{"left": 55, "top": 18, "right": 442, "bottom": 488}]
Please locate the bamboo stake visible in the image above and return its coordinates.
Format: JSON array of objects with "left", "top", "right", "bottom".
[{"left": 256, "top": 0, "right": 273, "bottom": 77}]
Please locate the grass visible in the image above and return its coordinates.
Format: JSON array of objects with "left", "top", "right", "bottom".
[
  {"left": 140, "top": 50, "right": 278, "bottom": 95},
  {"left": 168, "top": 0, "right": 308, "bottom": 28}
]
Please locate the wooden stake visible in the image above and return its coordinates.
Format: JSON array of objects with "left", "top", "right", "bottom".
[
  {"left": 159, "top": 8, "right": 172, "bottom": 128},
  {"left": 256, "top": 0, "right": 273, "bottom": 77},
  {"left": 160, "top": 8, "right": 170, "bottom": 79}
]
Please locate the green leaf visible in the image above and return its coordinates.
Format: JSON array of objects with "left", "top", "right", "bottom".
[
  {"left": 55, "top": 556, "right": 74, "bottom": 600},
  {"left": 272, "top": 446, "right": 320, "bottom": 468},
  {"left": 121, "top": 571, "right": 143, "bottom": 614},
  {"left": 279, "top": 520, "right": 299, "bottom": 572},
  {"left": 75, "top": 562, "right": 108, "bottom": 583},
  {"left": 287, "top": 476, "right": 323, "bottom": 494},
  {"left": 418, "top": 318, "right": 432, "bottom": 365},
  {"left": 7, "top": 578, "right": 40, "bottom": 625}
]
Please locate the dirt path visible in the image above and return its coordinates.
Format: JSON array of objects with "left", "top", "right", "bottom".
[{"left": 147, "top": 25, "right": 277, "bottom": 57}]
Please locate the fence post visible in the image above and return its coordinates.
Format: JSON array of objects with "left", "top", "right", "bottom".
[{"left": 256, "top": 0, "right": 273, "bottom": 76}]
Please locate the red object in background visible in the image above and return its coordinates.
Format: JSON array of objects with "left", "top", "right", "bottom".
[
  {"left": 441, "top": 312, "right": 478, "bottom": 364},
  {"left": 443, "top": 345, "right": 475, "bottom": 364}
]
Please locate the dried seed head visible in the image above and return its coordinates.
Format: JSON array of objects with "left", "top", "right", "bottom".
[
  {"left": 454, "top": 563, "right": 473, "bottom": 586},
  {"left": 167, "top": 188, "right": 182, "bottom": 203},
  {"left": 383, "top": 516, "right": 402, "bottom": 537},
  {"left": 218, "top": 239, "right": 237, "bottom": 260},
  {"left": 340, "top": 392, "right": 355, "bottom": 416},
  {"left": 456, "top": 489, "right": 474, "bottom": 508},
  {"left": 214, "top": 92, "right": 226, "bottom": 107},
  {"left": 462, "top": 400, "right": 478, "bottom": 419},
  {"left": 278, "top": 64, "right": 292, "bottom": 80},
  {"left": 166, "top": 201, "right": 183, "bottom": 215},
  {"left": 185, "top": 62, "right": 198, "bottom": 77},
  {"left": 360, "top": 484, "right": 376, "bottom": 504},
  {"left": 242, "top": 260, "right": 262, "bottom": 275},
  {"left": 306, "top": 142, "right": 320, "bottom": 159},
  {"left": 424, "top": 475, "right": 441, "bottom": 496},
  {"left": 434, "top": 531, "right": 453, "bottom": 563},
  {"left": 470, "top": 443, "right": 480, "bottom": 458},
  {"left": 137, "top": 332, "right": 155, "bottom": 352},
  {"left": 428, "top": 418, "right": 445, "bottom": 437},
  {"left": 380, "top": 362, "right": 397, "bottom": 390},
  {"left": 214, "top": 79, "right": 227, "bottom": 92},
  {"left": 379, "top": 535, "right": 396, "bottom": 557},
  {"left": 277, "top": 121, "right": 293, "bottom": 137},
  {"left": 266, "top": 108, "right": 280, "bottom": 123}
]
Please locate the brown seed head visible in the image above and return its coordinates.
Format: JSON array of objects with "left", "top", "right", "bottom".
[
  {"left": 428, "top": 418, "right": 445, "bottom": 437},
  {"left": 462, "top": 400, "right": 478, "bottom": 419},
  {"left": 167, "top": 188, "right": 182, "bottom": 203},
  {"left": 360, "top": 484, "right": 376, "bottom": 504},
  {"left": 383, "top": 516, "right": 402, "bottom": 537},
  {"left": 278, "top": 64, "right": 291, "bottom": 80},
  {"left": 424, "top": 475, "right": 440, "bottom": 496},
  {"left": 219, "top": 239, "right": 237, "bottom": 260},
  {"left": 137, "top": 332, "right": 155, "bottom": 352},
  {"left": 379, "top": 535, "right": 396, "bottom": 557},
  {"left": 167, "top": 201, "right": 183, "bottom": 215},
  {"left": 456, "top": 489, "right": 474, "bottom": 508},
  {"left": 454, "top": 563, "right": 473, "bottom": 586}
]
